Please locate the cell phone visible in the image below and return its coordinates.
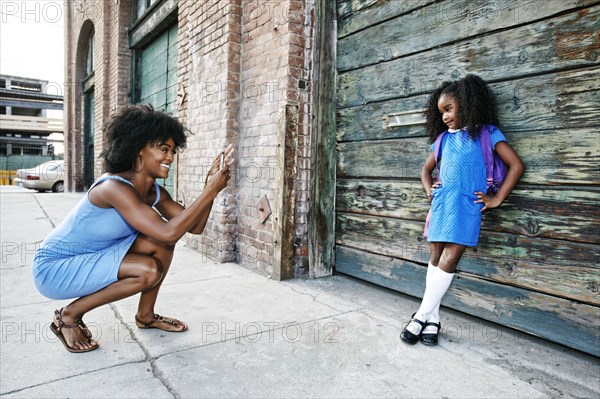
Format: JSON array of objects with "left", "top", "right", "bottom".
[{"left": 219, "top": 152, "right": 225, "bottom": 169}]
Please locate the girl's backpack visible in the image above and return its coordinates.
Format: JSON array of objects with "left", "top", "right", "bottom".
[
  {"left": 479, "top": 126, "right": 507, "bottom": 194},
  {"left": 432, "top": 125, "right": 506, "bottom": 195}
]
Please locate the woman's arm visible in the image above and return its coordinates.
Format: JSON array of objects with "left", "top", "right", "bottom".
[
  {"left": 421, "top": 153, "right": 436, "bottom": 201},
  {"left": 106, "top": 168, "right": 228, "bottom": 244},
  {"left": 475, "top": 141, "right": 525, "bottom": 211},
  {"left": 153, "top": 186, "right": 212, "bottom": 234}
]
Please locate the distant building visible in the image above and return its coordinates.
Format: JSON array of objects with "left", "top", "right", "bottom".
[{"left": 0, "top": 75, "right": 64, "bottom": 160}]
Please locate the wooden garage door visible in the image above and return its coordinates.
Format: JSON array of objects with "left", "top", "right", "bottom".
[
  {"left": 137, "top": 23, "right": 178, "bottom": 194},
  {"left": 334, "top": 0, "right": 600, "bottom": 356}
]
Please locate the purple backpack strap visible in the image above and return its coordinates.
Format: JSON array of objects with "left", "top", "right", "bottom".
[
  {"left": 433, "top": 131, "right": 446, "bottom": 175},
  {"left": 479, "top": 125, "right": 494, "bottom": 191},
  {"left": 425, "top": 131, "right": 446, "bottom": 236}
]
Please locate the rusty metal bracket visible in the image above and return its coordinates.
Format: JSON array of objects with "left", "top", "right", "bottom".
[{"left": 257, "top": 194, "right": 272, "bottom": 224}]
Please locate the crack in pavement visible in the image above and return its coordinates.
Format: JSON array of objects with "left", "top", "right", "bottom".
[
  {"left": 109, "top": 304, "right": 179, "bottom": 399},
  {"left": 31, "top": 195, "right": 56, "bottom": 229}
]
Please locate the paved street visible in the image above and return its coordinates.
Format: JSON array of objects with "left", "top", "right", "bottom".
[{"left": 1, "top": 189, "right": 598, "bottom": 398}]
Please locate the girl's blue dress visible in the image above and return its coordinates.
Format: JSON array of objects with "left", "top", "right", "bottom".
[
  {"left": 427, "top": 125, "right": 507, "bottom": 246},
  {"left": 32, "top": 176, "right": 160, "bottom": 300}
]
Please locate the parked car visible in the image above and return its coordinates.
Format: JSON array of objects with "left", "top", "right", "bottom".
[{"left": 14, "top": 160, "right": 65, "bottom": 192}]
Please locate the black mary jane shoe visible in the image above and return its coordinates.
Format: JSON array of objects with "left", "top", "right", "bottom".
[
  {"left": 401, "top": 313, "right": 426, "bottom": 345},
  {"left": 420, "top": 321, "right": 441, "bottom": 346}
]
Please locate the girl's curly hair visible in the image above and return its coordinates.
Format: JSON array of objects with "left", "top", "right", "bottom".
[
  {"left": 100, "top": 104, "right": 187, "bottom": 173},
  {"left": 424, "top": 74, "right": 499, "bottom": 143}
]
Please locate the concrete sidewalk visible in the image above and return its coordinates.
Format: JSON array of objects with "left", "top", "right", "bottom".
[{"left": 1, "top": 188, "right": 598, "bottom": 398}]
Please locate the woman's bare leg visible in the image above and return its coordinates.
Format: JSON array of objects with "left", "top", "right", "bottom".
[
  {"left": 132, "top": 236, "right": 185, "bottom": 331},
  {"left": 57, "top": 237, "right": 165, "bottom": 350}
]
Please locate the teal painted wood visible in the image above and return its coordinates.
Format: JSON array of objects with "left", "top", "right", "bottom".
[
  {"left": 337, "top": 69, "right": 600, "bottom": 142},
  {"left": 335, "top": 246, "right": 600, "bottom": 357},
  {"left": 336, "top": 179, "right": 600, "bottom": 245},
  {"left": 338, "top": 0, "right": 597, "bottom": 68},
  {"left": 165, "top": 24, "right": 178, "bottom": 115},
  {"left": 336, "top": 0, "right": 381, "bottom": 20},
  {"left": 338, "top": 14, "right": 600, "bottom": 107},
  {"left": 335, "top": 212, "right": 600, "bottom": 304},
  {"left": 338, "top": 0, "right": 435, "bottom": 38},
  {"left": 334, "top": 0, "right": 600, "bottom": 355},
  {"left": 138, "top": 24, "right": 178, "bottom": 195},
  {"left": 337, "top": 127, "right": 600, "bottom": 186}
]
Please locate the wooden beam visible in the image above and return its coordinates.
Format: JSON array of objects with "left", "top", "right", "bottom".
[
  {"left": 309, "top": 0, "right": 336, "bottom": 277},
  {"left": 273, "top": 105, "right": 299, "bottom": 280}
]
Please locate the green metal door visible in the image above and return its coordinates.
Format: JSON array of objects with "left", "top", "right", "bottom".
[
  {"left": 138, "top": 24, "right": 178, "bottom": 195},
  {"left": 84, "top": 91, "right": 94, "bottom": 188}
]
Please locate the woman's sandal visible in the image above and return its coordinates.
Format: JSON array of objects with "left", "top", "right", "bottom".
[
  {"left": 400, "top": 313, "right": 426, "bottom": 345},
  {"left": 77, "top": 319, "right": 93, "bottom": 339},
  {"left": 420, "top": 321, "right": 441, "bottom": 346},
  {"left": 50, "top": 309, "right": 99, "bottom": 353},
  {"left": 135, "top": 314, "right": 188, "bottom": 332}
]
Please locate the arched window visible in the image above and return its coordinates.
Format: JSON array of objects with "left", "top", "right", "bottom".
[
  {"left": 85, "top": 32, "right": 94, "bottom": 78},
  {"left": 82, "top": 30, "right": 95, "bottom": 188}
]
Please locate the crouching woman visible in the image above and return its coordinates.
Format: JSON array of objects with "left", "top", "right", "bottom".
[{"left": 33, "top": 104, "right": 233, "bottom": 353}]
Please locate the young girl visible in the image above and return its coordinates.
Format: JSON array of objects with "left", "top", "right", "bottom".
[{"left": 400, "top": 74, "right": 524, "bottom": 346}]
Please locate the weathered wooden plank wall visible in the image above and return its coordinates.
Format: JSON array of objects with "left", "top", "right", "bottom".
[{"left": 334, "top": 0, "right": 600, "bottom": 356}]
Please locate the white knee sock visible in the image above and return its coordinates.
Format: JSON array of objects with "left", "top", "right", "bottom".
[
  {"left": 426, "top": 262, "right": 441, "bottom": 323},
  {"left": 414, "top": 266, "right": 454, "bottom": 324},
  {"left": 405, "top": 263, "right": 446, "bottom": 335}
]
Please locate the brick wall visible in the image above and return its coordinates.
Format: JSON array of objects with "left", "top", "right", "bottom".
[
  {"left": 65, "top": 0, "right": 131, "bottom": 190},
  {"left": 229, "top": 0, "right": 312, "bottom": 277},
  {"left": 177, "top": 0, "right": 315, "bottom": 277},
  {"left": 65, "top": 0, "right": 103, "bottom": 191},
  {"left": 66, "top": 0, "right": 317, "bottom": 279},
  {"left": 177, "top": 0, "right": 241, "bottom": 263}
]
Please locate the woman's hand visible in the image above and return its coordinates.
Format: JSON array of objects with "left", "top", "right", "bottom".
[
  {"left": 205, "top": 145, "right": 235, "bottom": 195},
  {"left": 206, "top": 163, "right": 230, "bottom": 195},
  {"left": 474, "top": 191, "right": 501, "bottom": 212},
  {"left": 206, "top": 145, "right": 235, "bottom": 181}
]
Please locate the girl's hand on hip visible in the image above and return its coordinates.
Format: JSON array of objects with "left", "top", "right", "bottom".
[
  {"left": 428, "top": 182, "right": 442, "bottom": 201},
  {"left": 474, "top": 191, "right": 501, "bottom": 212}
]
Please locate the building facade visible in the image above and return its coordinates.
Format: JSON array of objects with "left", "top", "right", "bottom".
[
  {"left": 64, "top": 0, "right": 328, "bottom": 280},
  {"left": 65, "top": 0, "right": 599, "bottom": 356},
  {"left": 0, "top": 75, "right": 64, "bottom": 175}
]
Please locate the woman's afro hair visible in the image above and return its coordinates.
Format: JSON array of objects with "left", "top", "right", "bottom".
[{"left": 100, "top": 104, "right": 187, "bottom": 173}]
